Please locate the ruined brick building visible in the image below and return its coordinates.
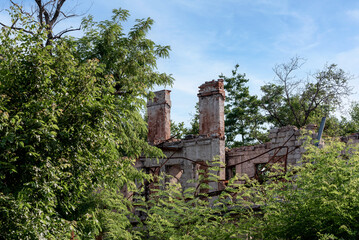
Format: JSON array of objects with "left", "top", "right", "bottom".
[
  {"left": 136, "top": 80, "right": 226, "bottom": 192},
  {"left": 136, "top": 79, "right": 359, "bottom": 194}
]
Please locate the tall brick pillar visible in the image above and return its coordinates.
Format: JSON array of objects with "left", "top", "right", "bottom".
[
  {"left": 147, "top": 90, "right": 171, "bottom": 144},
  {"left": 198, "top": 79, "right": 225, "bottom": 139}
]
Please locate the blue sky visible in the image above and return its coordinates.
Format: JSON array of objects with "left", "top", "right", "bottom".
[{"left": 1, "top": 0, "right": 359, "bottom": 125}]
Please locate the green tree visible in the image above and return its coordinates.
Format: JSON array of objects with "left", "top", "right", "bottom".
[
  {"left": 221, "top": 64, "right": 266, "bottom": 147},
  {"left": 170, "top": 121, "right": 188, "bottom": 139},
  {"left": 0, "top": 2, "right": 172, "bottom": 239},
  {"left": 261, "top": 57, "right": 353, "bottom": 129},
  {"left": 350, "top": 101, "right": 359, "bottom": 123}
]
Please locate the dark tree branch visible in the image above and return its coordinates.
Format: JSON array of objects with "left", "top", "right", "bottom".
[
  {"left": 35, "top": 0, "right": 44, "bottom": 25},
  {"left": 53, "top": 26, "right": 81, "bottom": 39},
  {"left": 60, "top": 11, "right": 77, "bottom": 19},
  {"left": 50, "top": 0, "right": 66, "bottom": 26},
  {"left": 0, "top": 22, "right": 35, "bottom": 35},
  {"left": 2, "top": 0, "right": 83, "bottom": 46}
]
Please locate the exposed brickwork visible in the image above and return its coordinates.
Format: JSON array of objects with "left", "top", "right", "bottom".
[
  {"left": 226, "top": 125, "right": 320, "bottom": 179},
  {"left": 269, "top": 125, "right": 302, "bottom": 165},
  {"left": 147, "top": 90, "right": 171, "bottom": 144},
  {"left": 226, "top": 143, "right": 272, "bottom": 179},
  {"left": 198, "top": 79, "right": 225, "bottom": 139},
  {"left": 138, "top": 136, "right": 225, "bottom": 191}
]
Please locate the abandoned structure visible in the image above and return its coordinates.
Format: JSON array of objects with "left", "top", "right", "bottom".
[
  {"left": 136, "top": 80, "right": 226, "bottom": 191},
  {"left": 136, "top": 79, "right": 322, "bottom": 193}
]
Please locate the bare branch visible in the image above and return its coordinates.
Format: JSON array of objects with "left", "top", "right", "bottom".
[
  {"left": 273, "top": 57, "right": 306, "bottom": 126},
  {"left": 50, "top": 0, "right": 66, "bottom": 26},
  {"left": 2, "top": 0, "right": 83, "bottom": 46},
  {"left": 53, "top": 26, "right": 80, "bottom": 39},
  {"left": 43, "top": 8, "right": 50, "bottom": 26},
  {"left": 60, "top": 11, "right": 77, "bottom": 19},
  {"left": 52, "top": 11, "right": 78, "bottom": 28}
]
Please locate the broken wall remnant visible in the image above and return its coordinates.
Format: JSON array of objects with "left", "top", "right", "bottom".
[
  {"left": 147, "top": 90, "right": 171, "bottom": 144},
  {"left": 198, "top": 79, "right": 225, "bottom": 139},
  {"left": 137, "top": 136, "right": 225, "bottom": 191},
  {"left": 268, "top": 125, "right": 302, "bottom": 166},
  {"left": 226, "top": 143, "right": 272, "bottom": 179},
  {"left": 226, "top": 125, "right": 320, "bottom": 181}
]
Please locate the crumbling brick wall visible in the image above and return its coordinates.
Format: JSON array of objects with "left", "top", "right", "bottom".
[
  {"left": 226, "top": 125, "right": 319, "bottom": 179},
  {"left": 226, "top": 143, "right": 271, "bottom": 179},
  {"left": 137, "top": 136, "right": 225, "bottom": 191}
]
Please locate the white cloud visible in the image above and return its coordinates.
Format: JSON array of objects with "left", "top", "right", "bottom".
[
  {"left": 347, "top": 9, "right": 359, "bottom": 22},
  {"left": 336, "top": 47, "right": 359, "bottom": 77},
  {"left": 272, "top": 11, "right": 320, "bottom": 54}
]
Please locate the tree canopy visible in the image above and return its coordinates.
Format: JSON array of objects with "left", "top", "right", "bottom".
[
  {"left": 261, "top": 57, "right": 353, "bottom": 129},
  {"left": 222, "top": 57, "right": 354, "bottom": 147},
  {"left": 0, "top": 1, "right": 172, "bottom": 238},
  {"left": 221, "top": 64, "right": 266, "bottom": 147}
]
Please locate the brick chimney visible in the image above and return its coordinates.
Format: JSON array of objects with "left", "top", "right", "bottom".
[
  {"left": 198, "top": 79, "right": 225, "bottom": 138},
  {"left": 147, "top": 90, "right": 171, "bottom": 144}
]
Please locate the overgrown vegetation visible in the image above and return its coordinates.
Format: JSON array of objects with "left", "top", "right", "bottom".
[
  {"left": 0, "top": 1, "right": 172, "bottom": 238},
  {"left": 1, "top": 1, "right": 359, "bottom": 239},
  {"left": 131, "top": 137, "right": 359, "bottom": 240}
]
